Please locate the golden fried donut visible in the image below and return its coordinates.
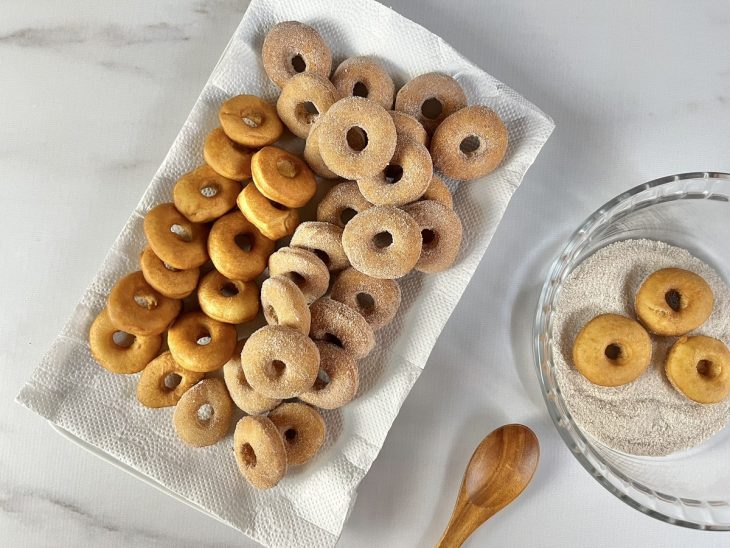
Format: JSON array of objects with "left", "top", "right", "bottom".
[
  {"left": 309, "top": 298, "right": 375, "bottom": 359},
  {"left": 173, "top": 165, "right": 242, "bottom": 223},
  {"left": 203, "top": 127, "right": 253, "bottom": 181},
  {"left": 223, "top": 341, "right": 281, "bottom": 414},
  {"left": 89, "top": 308, "right": 162, "bottom": 374},
  {"left": 173, "top": 378, "right": 234, "bottom": 447},
  {"left": 241, "top": 325, "right": 320, "bottom": 399},
  {"left": 233, "top": 415, "right": 287, "bottom": 489},
  {"left": 299, "top": 341, "right": 359, "bottom": 409},
  {"left": 430, "top": 105, "right": 508, "bottom": 181},
  {"left": 635, "top": 268, "right": 714, "bottom": 336},
  {"left": 208, "top": 210, "right": 275, "bottom": 281},
  {"left": 268, "top": 247, "right": 330, "bottom": 303},
  {"left": 251, "top": 146, "right": 317, "bottom": 208},
  {"left": 389, "top": 110, "right": 428, "bottom": 147},
  {"left": 136, "top": 351, "right": 204, "bottom": 408},
  {"left": 107, "top": 271, "right": 181, "bottom": 336},
  {"left": 139, "top": 246, "right": 199, "bottom": 299},
  {"left": 236, "top": 182, "right": 299, "bottom": 241},
  {"left": 260, "top": 276, "right": 311, "bottom": 335},
  {"left": 341, "top": 206, "right": 422, "bottom": 279},
  {"left": 666, "top": 335, "right": 730, "bottom": 404},
  {"left": 330, "top": 267, "right": 401, "bottom": 330},
  {"left": 276, "top": 72, "right": 338, "bottom": 139},
  {"left": 269, "top": 403, "right": 325, "bottom": 466},
  {"left": 395, "top": 72, "right": 467, "bottom": 135},
  {"left": 572, "top": 314, "right": 652, "bottom": 387},
  {"left": 262, "top": 21, "right": 332, "bottom": 88},
  {"left": 331, "top": 57, "right": 395, "bottom": 110},
  {"left": 403, "top": 200, "right": 463, "bottom": 273},
  {"left": 316, "top": 180, "right": 373, "bottom": 228},
  {"left": 290, "top": 221, "right": 349, "bottom": 272},
  {"left": 167, "top": 311, "right": 237, "bottom": 373},
  {"left": 219, "top": 95, "right": 283, "bottom": 148},
  {"left": 197, "top": 270, "right": 259, "bottom": 325},
  {"left": 303, "top": 117, "right": 339, "bottom": 179},
  {"left": 143, "top": 203, "right": 209, "bottom": 270},
  {"left": 421, "top": 174, "right": 453, "bottom": 209}
]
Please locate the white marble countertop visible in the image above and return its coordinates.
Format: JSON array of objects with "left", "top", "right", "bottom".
[{"left": 2, "top": 0, "right": 729, "bottom": 546}]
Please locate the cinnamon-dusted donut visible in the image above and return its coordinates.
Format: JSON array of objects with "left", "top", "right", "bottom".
[
  {"left": 251, "top": 146, "right": 317, "bottom": 208},
  {"left": 167, "top": 311, "right": 237, "bottom": 373},
  {"left": 107, "top": 271, "right": 181, "bottom": 336},
  {"left": 395, "top": 72, "right": 467, "bottom": 135},
  {"left": 203, "top": 127, "right": 253, "bottom": 181},
  {"left": 223, "top": 341, "right": 281, "bottom": 414},
  {"left": 268, "top": 247, "right": 329, "bottom": 303},
  {"left": 236, "top": 183, "right": 299, "bottom": 241},
  {"left": 389, "top": 110, "right": 428, "bottom": 147},
  {"left": 331, "top": 57, "right": 395, "bottom": 110},
  {"left": 262, "top": 21, "right": 332, "bottom": 88},
  {"left": 234, "top": 415, "right": 287, "bottom": 489},
  {"left": 197, "top": 270, "right": 259, "bottom": 325},
  {"left": 330, "top": 267, "right": 401, "bottom": 330},
  {"left": 143, "top": 203, "right": 209, "bottom": 270},
  {"left": 303, "top": 117, "right": 339, "bottom": 179},
  {"left": 309, "top": 298, "right": 375, "bottom": 359},
  {"left": 260, "top": 276, "right": 311, "bottom": 335},
  {"left": 316, "top": 180, "right": 372, "bottom": 228},
  {"left": 173, "top": 378, "right": 234, "bottom": 447},
  {"left": 136, "top": 351, "right": 204, "bottom": 408},
  {"left": 299, "top": 341, "right": 359, "bottom": 409},
  {"left": 421, "top": 174, "right": 453, "bottom": 209},
  {"left": 219, "top": 95, "right": 283, "bottom": 148},
  {"left": 89, "top": 308, "right": 162, "bottom": 374},
  {"left": 208, "top": 210, "right": 275, "bottom": 281},
  {"left": 173, "top": 165, "right": 242, "bottom": 223},
  {"left": 290, "top": 221, "right": 349, "bottom": 272},
  {"left": 403, "top": 200, "right": 463, "bottom": 273},
  {"left": 139, "top": 246, "right": 199, "bottom": 299},
  {"left": 269, "top": 402, "right": 326, "bottom": 466},
  {"left": 666, "top": 335, "right": 730, "bottom": 404},
  {"left": 276, "top": 72, "right": 338, "bottom": 138}
]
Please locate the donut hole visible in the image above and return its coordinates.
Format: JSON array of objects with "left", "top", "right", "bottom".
[
  {"left": 323, "top": 332, "right": 343, "bottom": 348},
  {"left": 265, "top": 305, "right": 279, "bottom": 324},
  {"left": 339, "top": 207, "right": 358, "bottom": 225},
  {"left": 163, "top": 262, "right": 180, "bottom": 272},
  {"left": 234, "top": 232, "right": 253, "bottom": 252},
  {"left": 270, "top": 200, "right": 288, "bottom": 211},
  {"left": 267, "top": 359, "right": 287, "bottom": 379},
  {"left": 284, "top": 428, "right": 298, "bottom": 442},
  {"left": 133, "top": 291, "right": 158, "bottom": 310},
  {"left": 200, "top": 182, "right": 219, "bottom": 198},
  {"left": 196, "top": 330, "right": 212, "bottom": 346},
  {"left": 665, "top": 289, "right": 683, "bottom": 312},
  {"left": 196, "top": 403, "right": 214, "bottom": 422},
  {"left": 355, "top": 292, "right": 375, "bottom": 313},
  {"left": 459, "top": 135, "right": 482, "bottom": 158},
  {"left": 170, "top": 223, "right": 193, "bottom": 242},
  {"left": 421, "top": 228, "right": 438, "bottom": 248},
  {"left": 346, "top": 126, "right": 369, "bottom": 152},
  {"left": 242, "top": 111, "right": 262, "bottom": 128},
  {"left": 163, "top": 373, "right": 182, "bottom": 390},
  {"left": 276, "top": 157, "right": 298, "bottom": 178},
  {"left": 384, "top": 164, "right": 404, "bottom": 184},
  {"left": 697, "top": 359, "right": 721, "bottom": 379},
  {"left": 285, "top": 271, "right": 306, "bottom": 288},
  {"left": 352, "top": 81, "right": 369, "bottom": 98},
  {"left": 421, "top": 97, "right": 443, "bottom": 120},
  {"left": 240, "top": 443, "right": 257, "bottom": 468},
  {"left": 295, "top": 101, "right": 319, "bottom": 125},
  {"left": 604, "top": 343, "right": 623, "bottom": 362},
  {"left": 312, "top": 249, "right": 331, "bottom": 267},
  {"left": 112, "top": 331, "right": 136, "bottom": 348},
  {"left": 291, "top": 54, "right": 306, "bottom": 73},
  {"left": 314, "top": 368, "right": 331, "bottom": 390},
  {"left": 372, "top": 231, "right": 393, "bottom": 249},
  {"left": 219, "top": 282, "right": 239, "bottom": 297}
]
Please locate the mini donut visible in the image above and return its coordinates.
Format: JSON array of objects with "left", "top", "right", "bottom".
[
  {"left": 357, "top": 136, "right": 432, "bottom": 206},
  {"left": 233, "top": 415, "right": 287, "bottom": 489},
  {"left": 341, "top": 206, "right": 422, "bottom": 279},
  {"left": 268, "top": 247, "right": 330, "bottom": 303},
  {"left": 89, "top": 308, "right": 162, "bottom": 374},
  {"left": 316, "top": 180, "right": 373, "bottom": 228},
  {"left": 173, "top": 165, "right": 242, "bottom": 223},
  {"left": 143, "top": 203, "right": 209, "bottom": 270},
  {"left": 290, "top": 221, "right": 349, "bottom": 272},
  {"left": 309, "top": 298, "right": 375, "bottom": 359},
  {"left": 241, "top": 325, "right": 320, "bottom": 399},
  {"left": 331, "top": 57, "right": 395, "bottom": 110},
  {"left": 299, "top": 341, "right": 359, "bottom": 409},
  {"left": 572, "top": 314, "right": 652, "bottom": 387},
  {"left": 197, "top": 270, "right": 259, "bottom": 325},
  {"left": 389, "top": 110, "right": 428, "bottom": 147},
  {"left": 268, "top": 402, "right": 326, "bottom": 466},
  {"left": 635, "top": 268, "right": 714, "bottom": 336},
  {"left": 107, "top": 271, "right": 181, "bottom": 336},
  {"left": 303, "top": 117, "right": 339, "bottom": 179},
  {"left": 421, "top": 174, "right": 453, "bottom": 209},
  {"left": 208, "top": 211, "right": 275, "bottom": 281},
  {"left": 403, "top": 200, "right": 463, "bottom": 273},
  {"left": 316, "top": 97, "right": 397, "bottom": 180},
  {"left": 203, "top": 127, "right": 253, "bottom": 181},
  {"left": 430, "top": 105, "right": 508, "bottom": 181},
  {"left": 219, "top": 95, "right": 283, "bottom": 148},
  {"left": 665, "top": 335, "right": 730, "bottom": 404},
  {"left": 173, "top": 378, "right": 234, "bottom": 447},
  {"left": 262, "top": 21, "right": 332, "bottom": 88},
  {"left": 236, "top": 183, "right": 299, "bottom": 241},
  {"left": 260, "top": 276, "right": 311, "bottom": 335},
  {"left": 167, "top": 311, "right": 238, "bottom": 373},
  {"left": 330, "top": 267, "right": 401, "bottom": 330},
  {"left": 139, "top": 246, "right": 199, "bottom": 299},
  {"left": 223, "top": 341, "right": 281, "bottom": 414},
  {"left": 395, "top": 72, "right": 467, "bottom": 135},
  {"left": 136, "top": 351, "right": 204, "bottom": 408},
  {"left": 276, "top": 72, "right": 338, "bottom": 139},
  {"left": 251, "top": 146, "right": 317, "bottom": 208}
]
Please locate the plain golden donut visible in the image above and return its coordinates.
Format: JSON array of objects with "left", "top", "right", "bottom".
[
  {"left": 203, "top": 127, "right": 253, "bottom": 181},
  {"left": 299, "top": 341, "right": 359, "bottom": 409},
  {"left": 139, "top": 246, "right": 199, "bottom": 299},
  {"left": 316, "top": 180, "right": 373, "bottom": 228},
  {"left": 107, "top": 271, "right": 181, "bottom": 336},
  {"left": 276, "top": 72, "right": 339, "bottom": 138},
  {"left": 394, "top": 72, "right": 467, "bottom": 135},
  {"left": 173, "top": 165, "right": 241, "bottom": 224},
  {"left": 167, "top": 311, "right": 238, "bottom": 373},
  {"left": 309, "top": 298, "right": 375, "bottom": 359},
  {"left": 89, "top": 308, "right": 162, "bottom": 374},
  {"left": 389, "top": 110, "right": 428, "bottom": 147},
  {"left": 208, "top": 210, "right": 275, "bottom": 282},
  {"left": 234, "top": 415, "right": 287, "bottom": 489},
  {"left": 223, "top": 341, "right": 281, "bottom": 414},
  {"left": 136, "top": 351, "right": 204, "bottom": 408},
  {"left": 421, "top": 174, "right": 453, "bottom": 209},
  {"left": 261, "top": 21, "right": 332, "bottom": 88},
  {"left": 197, "top": 270, "right": 259, "bottom": 325},
  {"left": 303, "top": 117, "right": 339, "bottom": 179},
  {"left": 236, "top": 182, "right": 299, "bottom": 241},
  {"left": 329, "top": 267, "right": 401, "bottom": 330},
  {"left": 331, "top": 57, "right": 395, "bottom": 110},
  {"left": 143, "top": 203, "right": 209, "bottom": 270},
  {"left": 403, "top": 200, "right": 463, "bottom": 273},
  {"left": 260, "top": 275, "right": 311, "bottom": 335},
  {"left": 290, "top": 221, "right": 349, "bottom": 272},
  {"left": 268, "top": 402, "right": 326, "bottom": 466},
  {"left": 173, "top": 378, "right": 234, "bottom": 447},
  {"left": 268, "top": 247, "right": 330, "bottom": 303},
  {"left": 666, "top": 335, "right": 730, "bottom": 404},
  {"left": 219, "top": 95, "right": 283, "bottom": 148},
  {"left": 251, "top": 146, "right": 317, "bottom": 208}
]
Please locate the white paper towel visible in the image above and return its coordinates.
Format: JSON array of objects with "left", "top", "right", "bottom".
[{"left": 16, "top": 0, "right": 554, "bottom": 545}]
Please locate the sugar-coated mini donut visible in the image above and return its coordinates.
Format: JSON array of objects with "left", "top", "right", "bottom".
[
  {"left": 140, "top": 246, "right": 199, "bottom": 299},
  {"left": 430, "top": 105, "right": 508, "bottom": 181},
  {"left": 403, "top": 200, "right": 463, "bottom": 273},
  {"left": 236, "top": 183, "right": 299, "bottom": 241},
  {"left": 234, "top": 415, "right": 287, "bottom": 489},
  {"left": 208, "top": 210, "right": 275, "bottom": 281},
  {"left": 395, "top": 72, "right": 467, "bottom": 135},
  {"left": 167, "top": 311, "right": 237, "bottom": 373},
  {"left": 219, "top": 95, "right": 283, "bottom": 148},
  {"left": 309, "top": 298, "right": 375, "bottom": 359},
  {"left": 666, "top": 335, "right": 730, "bottom": 404},
  {"left": 331, "top": 57, "right": 395, "bottom": 110},
  {"left": 389, "top": 110, "right": 428, "bottom": 147},
  {"left": 299, "top": 341, "right": 359, "bottom": 409},
  {"left": 316, "top": 97, "right": 397, "bottom": 180},
  {"left": 260, "top": 276, "right": 311, "bottom": 335},
  {"left": 303, "top": 117, "right": 339, "bottom": 179},
  {"left": 89, "top": 308, "right": 162, "bottom": 374},
  {"left": 251, "top": 146, "right": 317, "bottom": 208},
  {"left": 421, "top": 174, "right": 453, "bottom": 209},
  {"left": 136, "top": 351, "right": 204, "bottom": 408},
  {"left": 269, "top": 402, "right": 326, "bottom": 466},
  {"left": 143, "top": 203, "right": 209, "bottom": 270},
  {"left": 223, "top": 341, "right": 281, "bottom": 414},
  {"left": 197, "top": 270, "right": 259, "bottom": 325},
  {"left": 635, "top": 268, "right": 714, "bottom": 336},
  {"left": 330, "top": 267, "right": 401, "bottom": 330},
  {"left": 276, "top": 72, "right": 338, "bottom": 138},
  {"left": 262, "top": 21, "right": 332, "bottom": 89},
  {"left": 572, "top": 314, "right": 652, "bottom": 387},
  {"left": 268, "top": 247, "right": 330, "bottom": 303},
  {"left": 107, "top": 271, "right": 181, "bottom": 336},
  {"left": 241, "top": 325, "right": 320, "bottom": 399},
  {"left": 316, "top": 180, "right": 373, "bottom": 228},
  {"left": 290, "top": 221, "right": 349, "bottom": 272},
  {"left": 173, "top": 378, "right": 234, "bottom": 447},
  {"left": 203, "top": 127, "right": 253, "bottom": 181},
  {"left": 341, "top": 206, "right": 422, "bottom": 279},
  {"left": 173, "top": 165, "right": 242, "bottom": 223}
]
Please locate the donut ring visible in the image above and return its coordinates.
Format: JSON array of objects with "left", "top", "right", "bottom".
[
  {"left": 203, "top": 127, "right": 253, "bottom": 181},
  {"left": 316, "top": 97, "right": 397, "bottom": 180},
  {"left": 167, "top": 311, "right": 238, "bottom": 373},
  {"left": 136, "top": 351, "right": 204, "bottom": 408},
  {"left": 241, "top": 325, "right": 320, "bottom": 399},
  {"left": 316, "top": 180, "right": 373, "bottom": 228},
  {"left": 173, "top": 378, "right": 234, "bottom": 447},
  {"left": 394, "top": 72, "right": 467, "bottom": 135},
  {"left": 276, "top": 72, "right": 338, "bottom": 139},
  {"left": 173, "top": 165, "right": 242, "bottom": 223},
  {"left": 303, "top": 117, "right": 339, "bottom": 179},
  {"left": 330, "top": 267, "right": 401, "bottom": 330},
  {"left": 666, "top": 335, "right": 730, "bottom": 404},
  {"left": 290, "top": 221, "right": 349, "bottom": 272},
  {"left": 143, "top": 203, "right": 209, "bottom": 270},
  {"left": 139, "top": 246, "right": 199, "bottom": 299},
  {"left": 223, "top": 341, "right": 281, "bottom": 414},
  {"left": 331, "top": 57, "right": 395, "bottom": 110},
  {"left": 219, "top": 95, "right": 283, "bottom": 148},
  {"left": 269, "top": 403, "right": 326, "bottom": 466},
  {"left": 197, "top": 270, "right": 260, "bottom": 325},
  {"left": 233, "top": 415, "right": 287, "bottom": 489},
  {"left": 262, "top": 21, "right": 332, "bottom": 88},
  {"left": 389, "top": 110, "right": 428, "bottom": 147},
  {"left": 421, "top": 175, "right": 453, "bottom": 209},
  {"left": 430, "top": 105, "right": 508, "bottom": 181},
  {"left": 236, "top": 183, "right": 299, "bottom": 241},
  {"left": 309, "top": 298, "right": 375, "bottom": 359},
  {"left": 107, "top": 271, "right": 181, "bottom": 336},
  {"left": 635, "top": 268, "right": 714, "bottom": 336},
  {"left": 260, "top": 276, "right": 311, "bottom": 335},
  {"left": 268, "top": 247, "right": 330, "bottom": 303},
  {"left": 403, "top": 200, "right": 463, "bottom": 273},
  {"left": 572, "top": 314, "right": 652, "bottom": 387},
  {"left": 89, "top": 308, "right": 162, "bottom": 374},
  {"left": 341, "top": 206, "right": 422, "bottom": 279},
  {"left": 299, "top": 341, "right": 359, "bottom": 409},
  {"left": 208, "top": 211, "right": 275, "bottom": 282},
  {"left": 251, "top": 146, "right": 317, "bottom": 208}
]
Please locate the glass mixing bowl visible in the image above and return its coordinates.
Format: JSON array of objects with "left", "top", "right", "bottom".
[{"left": 534, "top": 172, "right": 730, "bottom": 530}]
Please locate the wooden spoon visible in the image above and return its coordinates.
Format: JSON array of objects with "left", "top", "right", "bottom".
[{"left": 436, "top": 424, "right": 540, "bottom": 547}]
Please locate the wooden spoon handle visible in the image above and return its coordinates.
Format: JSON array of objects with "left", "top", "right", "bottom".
[{"left": 436, "top": 492, "right": 496, "bottom": 548}]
